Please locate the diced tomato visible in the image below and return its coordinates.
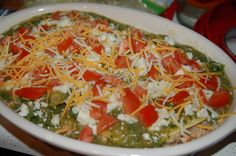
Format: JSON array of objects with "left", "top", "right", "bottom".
[
  {"left": 176, "top": 76, "right": 193, "bottom": 89},
  {"left": 200, "top": 76, "right": 218, "bottom": 91},
  {"left": 83, "top": 70, "right": 102, "bottom": 82},
  {"left": 10, "top": 43, "right": 21, "bottom": 54},
  {"left": 57, "top": 36, "right": 73, "bottom": 53},
  {"left": 92, "top": 44, "right": 104, "bottom": 55},
  {"left": 137, "top": 104, "right": 158, "bottom": 127},
  {"left": 92, "top": 79, "right": 105, "bottom": 96},
  {"left": 79, "top": 126, "right": 93, "bottom": 143},
  {"left": 47, "top": 79, "right": 61, "bottom": 88},
  {"left": 22, "top": 35, "right": 36, "bottom": 40},
  {"left": 10, "top": 43, "right": 29, "bottom": 61},
  {"left": 93, "top": 19, "right": 109, "bottom": 27},
  {"left": 0, "top": 36, "right": 10, "bottom": 46},
  {"left": 176, "top": 81, "right": 193, "bottom": 89},
  {"left": 41, "top": 25, "right": 50, "bottom": 31},
  {"left": 131, "top": 29, "right": 143, "bottom": 39},
  {"left": 68, "top": 64, "right": 79, "bottom": 76},
  {"left": 103, "top": 75, "right": 121, "bottom": 86},
  {"left": 33, "top": 66, "right": 50, "bottom": 81},
  {"left": 199, "top": 89, "right": 208, "bottom": 104},
  {"left": 19, "top": 50, "right": 29, "bottom": 61},
  {"left": 162, "top": 55, "right": 181, "bottom": 74},
  {"left": 171, "top": 91, "right": 190, "bottom": 105},
  {"left": 115, "top": 56, "right": 129, "bottom": 68},
  {"left": 131, "top": 38, "right": 146, "bottom": 53},
  {"left": 119, "top": 39, "right": 130, "bottom": 54},
  {"left": 97, "top": 115, "right": 118, "bottom": 134},
  {"left": 208, "top": 89, "right": 231, "bottom": 107},
  {"left": 134, "top": 85, "right": 147, "bottom": 98},
  {"left": 18, "top": 27, "right": 31, "bottom": 35},
  {"left": 90, "top": 100, "right": 107, "bottom": 120},
  {"left": 92, "top": 100, "right": 107, "bottom": 112},
  {"left": 67, "top": 10, "right": 79, "bottom": 19},
  {"left": 188, "top": 60, "right": 201, "bottom": 70},
  {"left": 70, "top": 43, "right": 82, "bottom": 54},
  {"left": 174, "top": 50, "right": 189, "bottom": 65},
  {"left": 131, "top": 29, "right": 147, "bottom": 53},
  {"left": 90, "top": 107, "right": 104, "bottom": 120},
  {"left": 37, "top": 66, "right": 50, "bottom": 75},
  {"left": 15, "top": 87, "right": 48, "bottom": 100},
  {"left": 85, "top": 37, "right": 104, "bottom": 55},
  {"left": 122, "top": 88, "right": 141, "bottom": 114},
  {"left": 147, "top": 66, "right": 158, "bottom": 79},
  {"left": 147, "top": 53, "right": 156, "bottom": 63},
  {"left": 51, "top": 11, "right": 61, "bottom": 20}
]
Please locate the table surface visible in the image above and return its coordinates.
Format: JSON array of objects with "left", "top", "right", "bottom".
[{"left": 0, "top": 1, "right": 235, "bottom": 156}]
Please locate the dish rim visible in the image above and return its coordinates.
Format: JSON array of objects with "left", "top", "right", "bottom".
[{"left": 0, "top": 3, "right": 235, "bottom": 156}]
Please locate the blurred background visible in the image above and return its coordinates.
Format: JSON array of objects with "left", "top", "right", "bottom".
[{"left": 0, "top": 0, "right": 235, "bottom": 156}]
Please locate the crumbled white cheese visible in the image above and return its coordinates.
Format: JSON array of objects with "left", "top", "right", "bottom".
[
  {"left": 196, "top": 59, "right": 203, "bottom": 65},
  {"left": 34, "top": 101, "right": 41, "bottom": 110},
  {"left": 186, "top": 53, "right": 193, "bottom": 60},
  {"left": 41, "top": 102, "right": 48, "bottom": 107},
  {"left": 202, "top": 89, "right": 214, "bottom": 101},
  {"left": 2, "top": 80, "right": 15, "bottom": 90},
  {"left": 107, "top": 102, "right": 120, "bottom": 113},
  {"left": 57, "top": 16, "right": 73, "bottom": 27},
  {"left": 90, "top": 28, "right": 100, "bottom": 36},
  {"left": 159, "top": 119, "right": 170, "bottom": 127},
  {"left": 157, "top": 109, "right": 170, "bottom": 118},
  {"left": 86, "top": 53, "right": 100, "bottom": 62},
  {"left": 34, "top": 110, "right": 43, "bottom": 118},
  {"left": 18, "top": 104, "right": 29, "bottom": 117},
  {"left": 76, "top": 104, "right": 97, "bottom": 134},
  {"left": 147, "top": 80, "right": 172, "bottom": 98},
  {"left": 204, "top": 105, "right": 219, "bottom": 119},
  {"left": 197, "top": 108, "right": 209, "bottom": 119},
  {"left": 0, "top": 60, "right": 6, "bottom": 70},
  {"left": 152, "top": 136, "right": 160, "bottom": 142},
  {"left": 210, "top": 110, "right": 219, "bottom": 119},
  {"left": 40, "top": 19, "right": 57, "bottom": 26},
  {"left": 22, "top": 73, "right": 31, "bottom": 81},
  {"left": 143, "top": 133, "right": 151, "bottom": 140},
  {"left": 149, "top": 118, "right": 170, "bottom": 131},
  {"left": 51, "top": 114, "right": 60, "bottom": 126},
  {"left": 134, "top": 57, "right": 148, "bottom": 76},
  {"left": 117, "top": 113, "right": 138, "bottom": 124},
  {"left": 149, "top": 109, "right": 170, "bottom": 131},
  {"left": 181, "top": 65, "right": 192, "bottom": 71},
  {"left": 164, "top": 36, "right": 175, "bottom": 46},
  {"left": 175, "top": 69, "right": 185, "bottom": 75},
  {"left": 107, "top": 92, "right": 122, "bottom": 113},
  {"left": 98, "top": 32, "right": 117, "bottom": 43},
  {"left": 98, "top": 32, "right": 119, "bottom": 55},
  {"left": 28, "top": 101, "right": 33, "bottom": 107},
  {"left": 72, "top": 106, "right": 80, "bottom": 114},
  {"left": 184, "top": 104, "right": 195, "bottom": 116},
  {"left": 53, "top": 83, "right": 73, "bottom": 94}
]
